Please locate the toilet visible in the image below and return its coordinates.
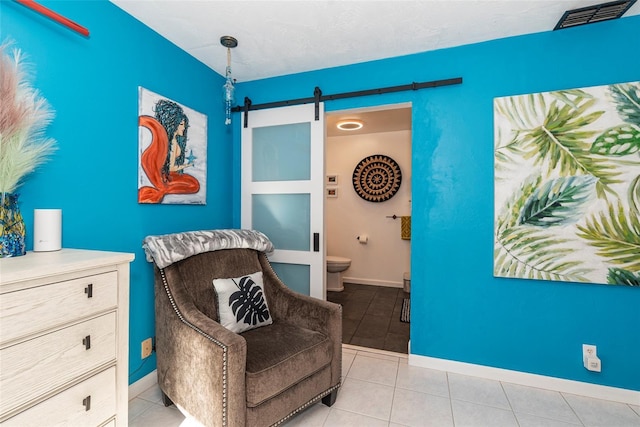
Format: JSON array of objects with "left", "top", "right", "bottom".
[{"left": 326, "top": 255, "right": 351, "bottom": 292}]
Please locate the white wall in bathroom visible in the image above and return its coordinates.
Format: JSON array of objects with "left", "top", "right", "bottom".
[{"left": 326, "top": 129, "right": 411, "bottom": 287}]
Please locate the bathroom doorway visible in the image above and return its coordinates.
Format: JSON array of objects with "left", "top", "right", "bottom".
[{"left": 324, "top": 103, "right": 412, "bottom": 354}]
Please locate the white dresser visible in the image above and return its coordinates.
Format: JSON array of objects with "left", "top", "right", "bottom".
[{"left": 0, "top": 249, "right": 134, "bottom": 426}]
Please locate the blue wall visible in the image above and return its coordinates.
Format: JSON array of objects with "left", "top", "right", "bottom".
[
  {"left": 233, "top": 16, "right": 640, "bottom": 391},
  {"left": 1, "top": 0, "right": 232, "bottom": 383},
  {"left": 3, "top": 0, "right": 638, "bottom": 392}
]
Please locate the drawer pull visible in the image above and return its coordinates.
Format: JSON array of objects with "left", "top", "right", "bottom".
[
  {"left": 84, "top": 283, "right": 93, "bottom": 298},
  {"left": 83, "top": 335, "right": 91, "bottom": 350},
  {"left": 82, "top": 395, "right": 91, "bottom": 411}
]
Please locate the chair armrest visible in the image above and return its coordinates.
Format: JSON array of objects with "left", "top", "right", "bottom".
[
  {"left": 259, "top": 254, "right": 342, "bottom": 386},
  {"left": 269, "top": 283, "right": 342, "bottom": 333},
  {"left": 155, "top": 267, "right": 247, "bottom": 427}
]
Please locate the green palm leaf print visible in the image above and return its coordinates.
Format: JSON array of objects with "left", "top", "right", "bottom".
[
  {"left": 607, "top": 268, "right": 640, "bottom": 286},
  {"left": 494, "top": 225, "right": 591, "bottom": 282},
  {"left": 495, "top": 174, "right": 592, "bottom": 282},
  {"left": 495, "top": 92, "right": 622, "bottom": 199},
  {"left": 576, "top": 201, "right": 640, "bottom": 272},
  {"left": 518, "top": 175, "right": 596, "bottom": 227},
  {"left": 610, "top": 83, "right": 640, "bottom": 126},
  {"left": 590, "top": 125, "right": 640, "bottom": 156}
]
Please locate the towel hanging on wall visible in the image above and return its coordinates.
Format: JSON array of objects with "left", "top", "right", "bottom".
[{"left": 401, "top": 216, "right": 411, "bottom": 240}]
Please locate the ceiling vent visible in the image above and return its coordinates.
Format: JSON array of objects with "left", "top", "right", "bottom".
[{"left": 554, "top": 0, "right": 637, "bottom": 30}]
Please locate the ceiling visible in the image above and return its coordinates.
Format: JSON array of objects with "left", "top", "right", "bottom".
[
  {"left": 110, "top": 1, "right": 638, "bottom": 135},
  {"left": 326, "top": 105, "right": 412, "bottom": 137},
  {"left": 110, "top": 0, "right": 639, "bottom": 83}
]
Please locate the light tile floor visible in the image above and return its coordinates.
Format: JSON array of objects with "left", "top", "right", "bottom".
[{"left": 129, "top": 345, "right": 640, "bottom": 427}]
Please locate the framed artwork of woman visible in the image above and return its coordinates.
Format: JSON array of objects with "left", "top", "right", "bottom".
[{"left": 138, "top": 87, "right": 207, "bottom": 204}]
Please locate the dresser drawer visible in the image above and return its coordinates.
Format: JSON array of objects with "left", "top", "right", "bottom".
[
  {"left": 0, "top": 271, "right": 118, "bottom": 345},
  {"left": 2, "top": 367, "right": 116, "bottom": 427},
  {"left": 0, "top": 312, "right": 116, "bottom": 416}
]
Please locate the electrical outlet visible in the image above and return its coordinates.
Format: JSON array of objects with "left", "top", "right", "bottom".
[
  {"left": 583, "top": 344, "right": 596, "bottom": 357},
  {"left": 583, "top": 344, "right": 601, "bottom": 372},
  {"left": 141, "top": 338, "right": 153, "bottom": 359},
  {"left": 587, "top": 357, "right": 602, "bottom": 372},
  {"left": 582, "top": 344, "right": 596, "bottom": 363}
]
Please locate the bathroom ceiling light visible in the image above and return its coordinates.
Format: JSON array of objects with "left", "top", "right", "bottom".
[{"left": 336, "top": 120, "right": 364, "bottom": 131}]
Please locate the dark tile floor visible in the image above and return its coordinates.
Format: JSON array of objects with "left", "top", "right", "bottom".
[{"left": 327, "top": 283, "right": 410, "bottom": 354}]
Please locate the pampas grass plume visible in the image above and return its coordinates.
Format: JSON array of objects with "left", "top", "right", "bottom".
[{"left": 0, "top": 41, "right": 57, "bottom": 194}]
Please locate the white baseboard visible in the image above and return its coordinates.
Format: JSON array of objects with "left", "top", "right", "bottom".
[
  {"left": 409, "top": 354, "right": 640, "bottom": 405},
  {"left": 343, "top": 277, "right": 402, "bottom": 288},
  {"left": 128, "top": 369, "right": 157, "bottom": 401}
]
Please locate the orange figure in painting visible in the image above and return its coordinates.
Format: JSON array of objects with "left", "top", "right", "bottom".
[{"left": 138, "top": 100, "right": 200, "bottom": 203}]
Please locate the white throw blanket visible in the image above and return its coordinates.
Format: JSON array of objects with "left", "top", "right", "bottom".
[{"left": 143, "top": 229, "right": 274, "bottom": 268}]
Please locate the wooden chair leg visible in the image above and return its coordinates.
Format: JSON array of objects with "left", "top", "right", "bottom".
[{"left": 321, "top": 390, "right": 338, "bottom": 407}]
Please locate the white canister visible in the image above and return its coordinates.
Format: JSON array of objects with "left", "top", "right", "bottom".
[{"left": 33, "top": 209, "right": 62, "bottom": 252}]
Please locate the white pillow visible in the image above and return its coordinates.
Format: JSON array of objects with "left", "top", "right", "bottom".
[{"left": 212, "top": 271, "right": 272, "bottom": 333}]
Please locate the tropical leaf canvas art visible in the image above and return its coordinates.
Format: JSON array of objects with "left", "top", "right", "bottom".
[{"left": 494, "top": 81, "right": 640, "bottom": 286}]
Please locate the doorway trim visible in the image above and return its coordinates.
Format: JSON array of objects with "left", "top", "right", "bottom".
[{"left": 324, "top": 101, "right": 412, "bottom": 289}]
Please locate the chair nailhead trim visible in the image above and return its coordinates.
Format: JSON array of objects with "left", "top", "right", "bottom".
[
  {"left": 160, "top": 268, "right": 229, "bottom": 426},
  {"left": 160, "top": 258, "right": 342, "bottom": 427},
  {"left": 270, "top": 383, "right": 341, "bottom": 427}
]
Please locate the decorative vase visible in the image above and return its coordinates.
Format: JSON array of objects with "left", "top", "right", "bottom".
[{"left": 0, "top": 193, "right": 27, "bottom": 257}]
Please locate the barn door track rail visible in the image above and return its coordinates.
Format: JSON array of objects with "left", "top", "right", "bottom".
[{"left": 233, "top": 77, "right": 463, "bottom": 127}]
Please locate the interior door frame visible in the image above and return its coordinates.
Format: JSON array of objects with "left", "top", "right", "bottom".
[{"left": 324, "top": 101, "right": 413, "bottom": 288}]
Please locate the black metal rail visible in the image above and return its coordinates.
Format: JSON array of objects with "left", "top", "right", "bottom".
[{"left": 231, "top": 77, "right": 463, "bottom": 127}]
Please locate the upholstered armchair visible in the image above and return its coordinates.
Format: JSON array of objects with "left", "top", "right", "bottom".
[{"left": 142, "top": 230, "right": 342, "bottom": 427}]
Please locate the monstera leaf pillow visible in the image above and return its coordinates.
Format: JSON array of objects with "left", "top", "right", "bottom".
[{"left": 212, "top": 271, "right": 272, "bottom": 333}]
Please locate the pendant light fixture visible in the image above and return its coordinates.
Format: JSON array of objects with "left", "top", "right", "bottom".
[{"left": 221, "top": 36, "right": 238, "bottom": 125}]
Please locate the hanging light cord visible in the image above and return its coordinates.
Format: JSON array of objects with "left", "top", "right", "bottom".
[
  {"left": 224, "top": 47, "right": 235, "bottom": 125},
  {"left": 220, "top": 35, "right": 237, "bottom": 125}
]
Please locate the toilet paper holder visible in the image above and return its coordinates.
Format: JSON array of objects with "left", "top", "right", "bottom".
[{"left": 356, "top": 235, "right": 368, "bottom": 244}]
